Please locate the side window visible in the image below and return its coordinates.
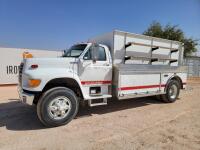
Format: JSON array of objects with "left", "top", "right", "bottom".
[
  {"left": 97, "top": 46, "right": 106, "bottom": 61},
  {"left": 83, "top": 46, "right": 106, "bottom": 61}
]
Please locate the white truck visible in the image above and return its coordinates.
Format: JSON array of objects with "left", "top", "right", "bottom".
[{"left": 18, "top": 30, "right": 187, "bottom": 127}]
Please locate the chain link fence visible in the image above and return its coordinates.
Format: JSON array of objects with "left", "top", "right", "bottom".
[{"left": 183, "top": 56, "right": 200, "bottom": 77}]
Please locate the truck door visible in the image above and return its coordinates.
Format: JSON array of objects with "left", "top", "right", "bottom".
[{"left": 78, "top": 44, "right": 112, "bottom": 98}]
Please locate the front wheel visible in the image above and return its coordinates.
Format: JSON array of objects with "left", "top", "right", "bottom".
[
  {"left": 37, "top": 87, "right": 79, "bottom": 127},
  {"left": 161, "top": 80, "right": 180, "bottom": 103}
]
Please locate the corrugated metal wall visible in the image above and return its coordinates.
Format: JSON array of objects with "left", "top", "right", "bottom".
[{"left": 184, "top": 56, "right": 200, "bottom": 77}]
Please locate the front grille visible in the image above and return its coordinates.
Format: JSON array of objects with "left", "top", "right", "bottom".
[{"left": 18, "top": 62, "right": 24, "bottom": 85}]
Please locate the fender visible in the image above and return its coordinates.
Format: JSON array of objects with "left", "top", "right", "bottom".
[
  {"left": 164, "top": 74, "right": 183, "bottom": 92},
  {"left": 22, "top": 68, "right": 85, "bottom": 98}
]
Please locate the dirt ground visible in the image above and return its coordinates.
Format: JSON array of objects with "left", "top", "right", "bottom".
[{"left": 0, "top": 79, "right": 200, "bottom": 150}]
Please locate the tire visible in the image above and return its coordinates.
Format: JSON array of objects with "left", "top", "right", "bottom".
[
  {"left": 161, "top": 80, "right": 180, "bottom": 103},
  {"left": 37, "top": 87, "right": 79, "bottom": 127}
]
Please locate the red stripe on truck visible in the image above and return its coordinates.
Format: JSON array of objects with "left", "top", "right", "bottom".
[
  {"left": 119, "top": 82, "right": 187, "bottom": 91},
  {"left": 81, "top": 80, "right": 112, "bottom": 85},
  {"left": 80, "top": 81, "right": 186, "bottom": 88}
]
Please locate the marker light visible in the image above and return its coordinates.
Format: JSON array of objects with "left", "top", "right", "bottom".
[
  {"left": 23, "top": 52, "right": 33, "bottom": 59},
  {"left": 28, "top": 79, "right": 41, "bottom": 87},
  {"left": 31, "top": 64, "right": 38, "bottom": 69}
]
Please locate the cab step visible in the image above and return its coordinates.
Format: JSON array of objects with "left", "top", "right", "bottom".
[{"left": 88, "top": 98, "right": 107, "bottom": 107}]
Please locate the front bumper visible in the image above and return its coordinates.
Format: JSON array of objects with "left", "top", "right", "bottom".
[{"left": 18, "top": 86, "right": 34, "bottom": 105}]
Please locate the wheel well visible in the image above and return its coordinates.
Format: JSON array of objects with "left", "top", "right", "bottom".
[
  {"left": 170, "top": 76, "right": 183, "bottom": 89},
  {"left": 33, "top": 78, "right": 83, "bottom": 105}
]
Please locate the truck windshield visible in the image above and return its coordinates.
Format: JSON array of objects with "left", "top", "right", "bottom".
[{"left": 63, "top": 44, "right": 87, "bottom": 57}]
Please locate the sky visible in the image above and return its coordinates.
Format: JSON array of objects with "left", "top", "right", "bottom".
[{"left": 0, "top": 0, "right": 200, "bottom": 52}]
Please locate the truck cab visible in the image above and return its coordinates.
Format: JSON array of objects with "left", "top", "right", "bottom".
[{"left": 19, "top": 43, "right": 113, "bottom": 127}]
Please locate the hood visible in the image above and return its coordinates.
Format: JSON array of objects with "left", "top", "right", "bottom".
[{"left": 23, "top": 57, "right": 78, "bottom": 70}]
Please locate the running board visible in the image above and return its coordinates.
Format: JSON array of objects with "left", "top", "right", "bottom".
[{"left": 88, "top": 98, "right": 107, "bottom": 107}]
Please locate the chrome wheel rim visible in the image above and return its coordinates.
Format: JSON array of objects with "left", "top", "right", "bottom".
[
  {"left": 169, "top": 84, "right": 178, "bottom": 99},
  {"left": 48, "top": 96, "right": 72, "bottom": 120}
]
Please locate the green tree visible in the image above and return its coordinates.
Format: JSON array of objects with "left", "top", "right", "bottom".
[{"left": 143, "top": 21, "right": 198, "bottom": 56}]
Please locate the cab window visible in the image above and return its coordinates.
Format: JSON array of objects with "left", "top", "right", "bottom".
[
  {"left": 98, "top": 47, "right": 106, "bottom": 61},
  {"left": 83, "top": 46, "right": 106, "bottom": 61}
]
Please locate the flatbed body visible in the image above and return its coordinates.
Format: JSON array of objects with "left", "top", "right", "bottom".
[{"left": 89, "top": 30, "right": 187, "bottom": 100}]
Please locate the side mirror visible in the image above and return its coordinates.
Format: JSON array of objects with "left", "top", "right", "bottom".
[
  {"left": 91, "top": 44, "right": 98, "bottom": 63},
  {"left": 62, "top": 49, "right": 67, "bottom": 57}
]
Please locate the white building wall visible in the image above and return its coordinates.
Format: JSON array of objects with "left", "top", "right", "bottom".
[{"left": 0, "top": 47, "right": 62, "bottom": 85}]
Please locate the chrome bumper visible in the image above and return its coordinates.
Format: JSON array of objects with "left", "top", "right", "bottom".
[{"left": 18, "top": 86, "right": 34, "bottom": 105}]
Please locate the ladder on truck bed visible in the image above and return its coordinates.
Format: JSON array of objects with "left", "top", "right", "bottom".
[{"left": 124, "top": 37, "right": 180, "bottom": 66}]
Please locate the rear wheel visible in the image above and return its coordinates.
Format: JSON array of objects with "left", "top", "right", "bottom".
[
  {"left": 161, "top": 80, "right": 180, "bottom": 103},
  {"left": 37, "top": 87, "right": 79, "bottom": 127}
]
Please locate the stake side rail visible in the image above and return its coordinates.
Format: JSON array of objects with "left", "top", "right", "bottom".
[{"left": 124, "top": 41, "right": 180, "bottom": 65}]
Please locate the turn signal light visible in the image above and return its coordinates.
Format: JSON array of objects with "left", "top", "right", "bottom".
[{"left": 28, "top": 79, "right": 41, "bottom": 87}]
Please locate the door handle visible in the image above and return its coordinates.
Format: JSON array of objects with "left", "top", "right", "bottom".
[{"left": 82, "top": 62, "right": 92, "bottom": 67}]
